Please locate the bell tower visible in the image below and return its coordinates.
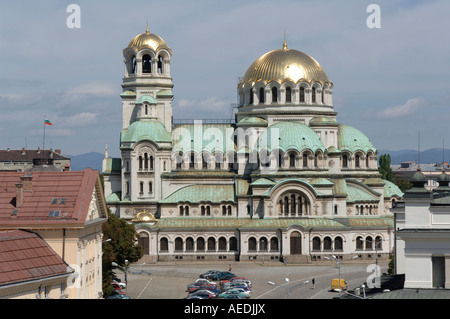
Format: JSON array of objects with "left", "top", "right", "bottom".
[{"left": 121, "top": 27, "right": 173, "bottom": 133}]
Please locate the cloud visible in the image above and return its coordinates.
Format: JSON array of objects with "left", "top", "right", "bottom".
[
  {"left": 374, "top": 98, "right": 425, "bottom": 119},
  {"left": 65, "top": 82, "right": 118, "bottom": 97},
  {"left": 175, "top": 97, "right": 234, "bottom": 119}
]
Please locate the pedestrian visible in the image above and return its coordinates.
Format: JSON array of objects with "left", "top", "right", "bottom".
[
  {"left": 312, "top": 277, "right": 315, "bottom": 289},
  {"left": 228, "top": 264, "right": 232, "bottom": 272}
]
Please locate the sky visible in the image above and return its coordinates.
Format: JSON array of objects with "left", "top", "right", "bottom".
[{"left": 0, "top": 0, "right": 449, "bottom": 158}]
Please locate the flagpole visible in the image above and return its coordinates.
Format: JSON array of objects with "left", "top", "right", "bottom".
[{"left": 43, "top": 116, "right": 46, "bottom": 164}]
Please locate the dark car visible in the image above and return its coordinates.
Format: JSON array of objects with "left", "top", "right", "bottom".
[
  {"left": 199, "top": 270, "right": 221, "bottom": 279},
  {"left": 213, "top": 272, "right": 236, "bottom": 281},
  {"left": 189, "top": 285, "right": 221, "bottom": 295}
]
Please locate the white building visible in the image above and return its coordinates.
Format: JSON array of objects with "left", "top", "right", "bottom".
[
  {"left": 102, "top": 28, "right": 403, "bottom": 264},
  {"left": 394, "top": 170, "right": 450, "bottom": 288}
]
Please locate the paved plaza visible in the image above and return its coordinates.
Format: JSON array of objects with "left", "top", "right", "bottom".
[{"left": 115, "top": 260, "right": 388, "bottom": 299}]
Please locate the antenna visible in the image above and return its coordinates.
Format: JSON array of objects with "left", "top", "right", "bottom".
[{"left": 418, "top": 131, "right": 421, "bottom": 169}]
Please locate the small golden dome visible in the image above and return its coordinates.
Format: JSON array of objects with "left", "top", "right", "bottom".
[
  {"left": 239, "top": 44, "right": 329, "bottom": 87},
  {"left": 124, "top": 28, "right": 172, "bottom": 55}
]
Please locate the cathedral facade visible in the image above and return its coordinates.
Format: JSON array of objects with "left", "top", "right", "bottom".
[{"left": 102, "top": 28, "right": 403, "bottom": 263}]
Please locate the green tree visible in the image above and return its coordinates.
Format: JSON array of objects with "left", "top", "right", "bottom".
[
  {"left": 379, "top": 154, "right": 394, "bottom": 182},
  {"left": 102, "top": 213, "right": 143, "bottom": 296}
]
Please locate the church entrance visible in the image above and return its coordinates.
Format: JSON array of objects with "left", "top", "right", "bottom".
[{"left": 290, "top": 231, "right": 302, "bottom": 255}]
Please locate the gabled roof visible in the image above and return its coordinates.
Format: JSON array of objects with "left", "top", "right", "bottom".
[
  {"left": 160, "top": 184, "right": 235, "bottom": 204},
  {"left": 0, "top": 168, "right": 108, "bottom": 228},
  {"left": 0, "top": 230, "right": 73, "bottom": 286},
  {"left": 0, "top": 149, "right": 70, "bottom": 162}
]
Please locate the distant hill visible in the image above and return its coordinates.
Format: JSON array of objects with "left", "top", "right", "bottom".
[
  {"left": 66, "top": 152, "right": 104, "bottom": 171},
  {"left": 378, "top": 148, "right": 450, "bottom": 165}
]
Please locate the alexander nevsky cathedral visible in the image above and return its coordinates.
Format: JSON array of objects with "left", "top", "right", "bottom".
[{"left": 102, "top": 27, "right": 403, "bottom": 264}]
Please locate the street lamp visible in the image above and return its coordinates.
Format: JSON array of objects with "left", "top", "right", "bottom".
[
  {"left": 112, "top": 260, "right": 130, "bottom": 297},
  {"left": 324, "top": 255, "right": 359, "bottom": 297}
]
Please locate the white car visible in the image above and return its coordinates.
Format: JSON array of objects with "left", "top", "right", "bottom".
[{"left": 226, "top": 288, "right": 251, "bottom": 298}]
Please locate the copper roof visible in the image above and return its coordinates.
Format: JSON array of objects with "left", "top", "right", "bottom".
[
  {"left": 0, "top": 168, "right": 107, "bottom": 228},
  {"left": 0, "top": 230, "right": 73, "bottom": 286}
]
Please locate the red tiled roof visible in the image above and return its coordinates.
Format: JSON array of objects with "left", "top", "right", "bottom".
[
  {"left": 0, "top": 230, "right": 72, "bottom": 286},
  {"left": 0, "top": 168, "right": 106, "bottom": 227}
]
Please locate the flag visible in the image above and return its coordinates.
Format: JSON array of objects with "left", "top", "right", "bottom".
[{"left": 44, "top": 119, "right": 53, "bottom": 126}]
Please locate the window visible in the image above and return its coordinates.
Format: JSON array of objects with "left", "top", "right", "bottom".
[
  {"left": 150, "top": 156, "right": 154, "bottom": 170},
  {"left": 286, "top": 87, "right": 292, "bottom": 102},
  {"left": 139, "top": 156, "right": 143, "bottom": 170},
  {"left": 335, "top": 237, "right": 343, "bottom": 251},
  {"left": 189, "top": 154, "right": 195, "bottom": 169},
  {"left": 157, "top": 55, "right": 163, "bottom": 74},
  {"left": 149, "top": 182, "right": 153, "bottom": 194},
  {"left": 312, "top": 87, "right": 316, "bottom": 103},
  {"left": 230, "top": 237, "right": 238, "bottom": 251},
  {"left": 334, "top": 204, "right": 338, "bottom": 214},
  {"left": 342, "top": 155, "right": 348, "bottom": 168},
  {"left": 179, "top": 206, "right": 184, "bottom": 216},
  {"left": 270, "top": 237, "right": 279, "bottom": 251},
  {"left": 249, "top": 89, "right": 253, "bottom": 105},
  {"left": 289, "top": 153, "right": 296, "bottom": 168},
  {"left": 218, "top": 237, "right": 227, "bottom": 251},
  {"left": 197, "top": 238, "right": 205, "bottom": 251},
  {"left": 303, "top": 153, "right": 308, "bottom": 168},
  {"left": 300, "top": 87, "right": 305, "bottom": 102},
  {"left": 144, "top": 153, "right": 148, "bottom": 169},
  {"left": 175, "top": 237, "right": 183, "bottom": 251},
  {"left": 51, "top": 198, "right": 58, "bottom": 204},
  {"left": 324, "top": 237, "right": 332, "bottom": 251},
  {"left": 139, "top": 182, "right": 144, "bottom": 194},
  {"left": 207, "top": 237, "right": 216, "bottom": 251},
  {"left": 272, "top": 87, "right": 277, "bottom": 103},
  {"left": 356, "top": 236, "right": 364, "bottom": 250},
  {"left": 355, "top": 155, "right": 360, "bottom": 168},
  {"left": 186, "top": 237, "right": 194, "bottom": 251},
  {"left": 312, "top": 237, "right": 321, "bottom": 251},
  {"left": 160, "top": 238, "right": 169, "bottom": 251},
  {"left": 259, "top": 87, "right": 265, "bottom": 104},
  {"left": 260, "top": 237, "right": 268, "bottom": 251},
  {"left": 142, "top": 54, "right": 152, "bottom": 73},
  {"left": 248, "top": 237, "right": 257, "bottom": 251}
]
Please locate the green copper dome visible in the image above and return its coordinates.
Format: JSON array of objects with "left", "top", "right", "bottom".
[
  {"left": 258, "top": 121, "right": 326, "bottom": 153},
  {"left": 121, "top": 120, "right": 171, "bottom": 146},
  {"left": 338, "top": 124, "right": 377, "bottom": 153}
]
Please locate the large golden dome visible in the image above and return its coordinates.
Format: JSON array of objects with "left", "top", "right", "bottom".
[
  {"left": 124, "top": 28, "right": 172, "bottom": 55},
  {"left": 239, "top": 43, "right": 329, "bottom": 87}
]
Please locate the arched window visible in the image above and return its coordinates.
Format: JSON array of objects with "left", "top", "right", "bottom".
[
  {"left": 334, "top": 204, "right": 338, "bottom": 214},
  {"left": 303, "top": 153, "right": 308, "bottom": 168},
  {"left": 366, "top": 236, "right": 373, "bottom": 250},
  {"left": 202, "top": 153, "right": 208, "bottom": 169},
  {"left": 335, "top": 237, "right": 343, "bottom": 251},
  {"left": 175, "top": 237, "right": 183, "bottom": 251},
  {"left": 185, "top": 206, "right": 189, "bottom": 216},
  {"left": 312, "top": 237, "right": 321, "bottom": 251},
  {"left": 150, "top": 156, "right": 154, "bottom": 170},
  {"left": 157, "top": 55, "right": 163, "bottom": 74},
  {"left": 222, "top": 206, "right": 227, "bottom": 216},
  {"left": 125, "top": 181, "right": 129, "bottom": 195},
  {"left": 142, "top": 54, "right": 152, "bottom": 73},
  {"left": 300, "top": 87, "right": 305, "bottom": 103},
  {"left": 189, "top": 154, "right": 195, "bottom": 169},
  {"left": 149, "top": 182, "right": 153, "bottom": 194},
  {"left": 272, "top": 87, "right": 277, "bottom": 103},
  {"left": 139, "top": 156, "right": 143, "bottom": 170},
  {"left": 201, "top": 206, "right": 205, "bottom": 216},
  {"left": 270, "top": 237, "right": 279, "bottom": 251},
  {"left": 259, "top": 88, "right": 265, "bottom": 104},
  {"left": 207, "top": 237, "right": 216, "bottom": 251},
  {"left": 290, "top": 195, "right": 296, "bottom": 216},
  {"left": 206, "top": 206, "right": 211, "bottom": 216},
  {"left": 179, "top": 206, "right": 184, "bottom": 216},
  {"left": 218, "top": 237, "right": 227, "bottom": 251},
  {"left": 144, "top": 153, "right": 148, "bottom": 169},
  {"left": 139, "top": 182, "right": 144, "bottom": 194},
  {"left": 176, "top": 152, "right": 183, "bottom": 169},
  {"left": 132, "top": 56, "right": 136, "bottom": 74},
  {"left": 314, "top": 154, "right": 318, "bottom": 168},
  {"left": 160, "top": 238, "right": 169, "bottom": 251},
  {"left": 260, "top": 237, "right": 268, "bottom": 251},
  {"left": 312, "top": 87, "right": 316, "bottom": 103},
  {"left": 322, "top": 89, "right": 325, "bottom": 104},
  {"left": 186, "top": 237, "right": 194, "bottom": 251},
  {"left": 342, "top": 155, "right": 348, "bottom": 168},
  {"left": 286, "top": 87, "right": 292, "bottom": 102},
  {"left": 356, "top": 236, "right": 364, "bottom": 250},
  {"left": 289, "top": 153, "right": 296, "bottom": 168},
  {"left": 324, "top": 237, "right": 332, "bottom": 251},
  {"left": 248, "top": 237, "right": 257, "bottom": 251},
  {"left": 249, "top": 89, "right": 253, "bottom": 105},
  {"left": 197, "top": 238, "right": 205, "bottom": 251},
  {"left": 375, "top": 236, "right": 382, "bottom": 250},
  {"left": 227, "top": 205, "right": 232, "bottom": 216},
  {"left": 355, "top": 155, "right": 360, "bottom": 168}
]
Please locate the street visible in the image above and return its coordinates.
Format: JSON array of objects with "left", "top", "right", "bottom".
[{"left": 115, "top": 260, "right": 388, "bottom": 299}]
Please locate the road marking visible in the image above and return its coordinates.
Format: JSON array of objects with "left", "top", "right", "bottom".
[{"left": 137, "top": 278, "right": 152, "bottom": 299}]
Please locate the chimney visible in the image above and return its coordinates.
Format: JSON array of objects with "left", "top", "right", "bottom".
[
  {"left": 20, "top": 174, "right": 33, "bottom": 192},
  {"left": 21, "top": 147, "right": 26, "bottom": 155},
  {"left": 15, "top": 183, "right": 23, "bottom": 207},
  {"left": 55, "top": 149, "right": 61, "bottom": 154},
  {"left": 37, "top": 147, "right": 40, "bottom": 154}
]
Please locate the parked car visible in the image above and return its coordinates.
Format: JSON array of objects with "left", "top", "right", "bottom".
[
  {"left": 226, "top": 287, "right": 251, "bottom": 298},
  {"left": 187, "top": 278, "right": 217, "bottom": 290},
  {"left": 199, "top": 270, "right": 221, "bottom": 279},
  {"left": 188, "top": 285, "right": 221, "bottom": 294},
  {"left": 231, "top": 278, "right": 252, "bottom": 288},
  {"left": 189, "top": 290, "right": 217, "bottom": 299},
  {"left": 112, "top": 279, "right": 126, "bottom": 289},
  {"left": 105, "top": 294, "right": 130, "bottom": 299},
  {"left": 218, "top": 289, "right": 247, "bottom": 299},
  {"left": 212, "top": 272, "right": 236, "bottom": 281},
  {"left": 229, "top": 282, "right": 251, "bottom": 290},
  {"left": 184, "top": 295, "right": 205, "bottom": 299}
]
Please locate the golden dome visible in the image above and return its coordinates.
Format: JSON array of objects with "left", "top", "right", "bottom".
[
  {"left": 239, "top": 44, "right": 329, "bottom": 87},
  {"left": 124, "top": 28, "right": 172, "bottom": 55}
]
